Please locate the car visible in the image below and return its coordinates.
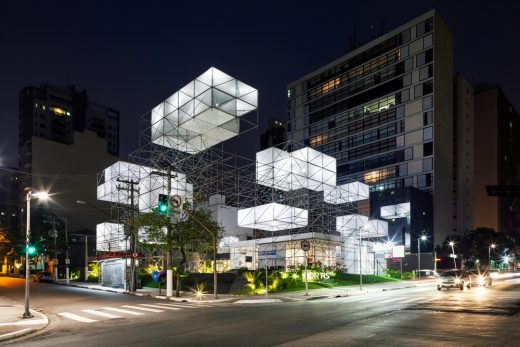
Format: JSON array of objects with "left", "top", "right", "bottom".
[
  {"left": 437, "top": 270, "right": 471, "bottom": 291},
  {"left": 469, "top": 270, "right": 492, "bottom": 286},
  {"left": 35, "top": 271, "right": 55, "bottom": 283}
]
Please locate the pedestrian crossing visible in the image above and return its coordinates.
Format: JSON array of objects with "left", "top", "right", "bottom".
[{"left": 57, "top": 302, "right": 231, "bottom": 324}]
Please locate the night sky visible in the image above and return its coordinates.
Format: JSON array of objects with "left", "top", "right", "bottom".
[{"left": 1, "top": 1, "right": 518, "bottom": 167}]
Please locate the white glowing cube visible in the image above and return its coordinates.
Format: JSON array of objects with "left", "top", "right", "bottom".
[
  {"left": 237, "top": 203, "right": 308, "bottom": 231},
  {"left": 324, "top": 181, "right": 370, "bottom": 204},
  {"left": 151, "top": 67, "right": 258, "bottom": 154}
]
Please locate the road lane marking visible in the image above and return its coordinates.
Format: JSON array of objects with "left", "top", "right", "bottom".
[
  {"left": 140, "top": 304, "right": 181, "bottom": 310},
  {"left": 81, "top": 309, "right": 122, "bottom": 319},
  {"left": 156, "top": 303, "right": 201, "bottom": 309},
  {"left": 103, "top": 307, "right": 144, "bottom": 315},
  {"left": 58, "top": 312, "right": 98, "bottom": 323},
  {"left": 377, "top": 298, "right": 402, "bottom": 304},
  {"left": 121, "top": 305, "right": 164, "bottom": 313},
  {"left": 358, "top": 297, "right": 386, "bottom": 302},
  {"left": 400, "top": 297, "right": 425, "bottom": 303}
]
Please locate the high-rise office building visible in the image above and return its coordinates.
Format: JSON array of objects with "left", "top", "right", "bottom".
[
  {"left": 453, "top": 74, "right": 475, "bottom": 236},
  {"left": 287, "top": 10, "right": 453, "bottom": 250},
  {"left": 473, "top": 84, "right": 520, "bottom": 236},
  {"left": 260, "top": 118, "right": 288, "bottom": 150}
]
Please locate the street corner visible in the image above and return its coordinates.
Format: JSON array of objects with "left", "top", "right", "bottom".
[{"left": 0, "top": 305, "right": 49, "bottom": 343}]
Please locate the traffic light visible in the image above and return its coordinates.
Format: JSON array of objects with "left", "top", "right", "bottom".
[
  {"left": 27, "top": 245, "right": 36, "bottom": 255},
  {"left": 158, "top": 194, "right": 168, "bottom": 215}
]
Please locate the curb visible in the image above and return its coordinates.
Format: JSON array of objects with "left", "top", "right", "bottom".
[
  {"left": 0, "top": 328, "right": 37, "bottom": 343},
  {"left": 0, "top": 308, "right": 49, "bottom": 343}
]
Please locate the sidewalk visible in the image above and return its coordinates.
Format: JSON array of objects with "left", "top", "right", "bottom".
[
  {"left": 56, "top": 278, "right": 436, "bottom": 303},
  {"left": 0, "top": 297, "right": 49, "bottom": 343}
]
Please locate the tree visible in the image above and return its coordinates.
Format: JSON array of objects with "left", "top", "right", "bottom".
[{"left": 136, "top": 204, "right": 223, "bottom": 297}]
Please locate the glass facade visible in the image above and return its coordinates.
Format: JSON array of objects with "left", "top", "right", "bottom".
[{"left": 288, "top": 17, "right": 436, "bottom": 194}]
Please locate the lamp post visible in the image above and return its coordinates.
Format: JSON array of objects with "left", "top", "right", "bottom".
[
  {"left": 489, "top": 243, "right": 495, "bottom": 270},
  {"left": 23, "top": 189, "right": 48, "bottom": 319},
  {"left": 417, "top": 235, "right": 427, "bottom": 279},
  {"left": 449, "top": 241, "right": 457, "bottom": 269}
]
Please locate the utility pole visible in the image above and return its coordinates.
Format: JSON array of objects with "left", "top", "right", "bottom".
[
  {"left": 151, "top": 166, "right": 177, "bottom": 297},
  {"left": 56, "top": 216, "right": 70, "bottom": 284},
  {"left": 44, "top": 216, "right": 59, "bottom": 279},
  {"left": 117, "top": 178, "right": 140, "bottom": 292}
]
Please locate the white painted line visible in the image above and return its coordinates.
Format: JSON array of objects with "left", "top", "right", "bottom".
[
  {"left": 140, "top": 304, "right": 181, "bottom": 310},
  {"left": 400, "top": 297, "right": 425, "bottom": 303},
  {"left": 377, "top": 297, "right": 402, "bottom": 304},
  {"left": 357, "top": 297, "right": 383, "bottom": 302},
  {"left": 0, "top": 319, "right": 48, "bottom": 326},
  {"left": 103, "top": 307, "right": 144, "bottom": 316},
  {"left": 58, "top": 312, "right": 98, "bottom": 323},
  {"left": 156, "top": 303, "right": 200, "bottom": 309},
  {"left": 235, "top": 299, "right": 281, "bottom": 304},
  {"left": 81, "top": 309, "right": 122, "bottom": 319},
  {"left": 121, "top": 305, "right": 164, "bottom": 313}
]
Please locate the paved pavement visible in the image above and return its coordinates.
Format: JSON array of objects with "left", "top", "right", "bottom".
[
  {"left": 56, "top": 277, "right": 437, "bottom": 303},
  {"left": 4, "top": 277, "right": 519, "bottom": 346},
  {"left": 0, "top": 297, "right": 49, "bottom": 343}
]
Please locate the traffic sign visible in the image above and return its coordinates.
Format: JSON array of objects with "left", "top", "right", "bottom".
[
  {"left": 65, "top": 258, "right": 70, "bottom": 265},
  {"left": 300, "top": 240, "right": 311, "bottom": 252},
  {"left": 169, "top": 195, "right": 183, "bottom": 208},
  {"left": 132, "top": 252, "right": 139, "bottom": 258}
]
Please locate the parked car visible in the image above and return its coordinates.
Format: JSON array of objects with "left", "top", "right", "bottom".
[
  {"left": 437, "top": 270, "right": 471, "bottom": 290},
  {"left": 35, "top": 271, "right": 55, "bottom": 283},
  {"left": 469, "top": 270, "right": 492, "bottom": 286}
]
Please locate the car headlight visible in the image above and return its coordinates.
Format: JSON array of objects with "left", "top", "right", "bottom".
[{"left": 477, "top": 275, "right": 485, "bottom": 285}]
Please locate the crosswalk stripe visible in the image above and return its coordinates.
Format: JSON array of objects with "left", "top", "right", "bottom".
[
  {"left": 400, "top": 297, "right": 425, "bottom": 303},
  {"left": 357, "top": 297, "right": 383, "bottom": 302},
  {"left": 81, "top": 309, "right": 122, "bottom": 319},
  {"left": 121, "top": 305, "right": 164, "bottom": 313},
  {"left": 140, "top": 304, "right": 181, "bottom": 310},
  {"left": 58, "top": 312, "right": 98, "bottom": 323},
  {"left": 156, "top": 303, "right": 200, "bottom": 309},
  {"left": 377, "top": 298, "right": 402, "bottom": 304},
  {"left": 103, "top": 307, "right": 144, "bottom": 315}
]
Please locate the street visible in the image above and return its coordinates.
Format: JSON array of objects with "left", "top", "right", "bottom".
[{"left": 1, "top": 277, "right": 519, "bottom": 346}]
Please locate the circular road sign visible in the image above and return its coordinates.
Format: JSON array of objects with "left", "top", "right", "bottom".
[
  {"left": 169, "top": 195, "right": 182, "bottom": 208},
  {"left": 300, "top": 240, "right": 311, "bottom": 252}
]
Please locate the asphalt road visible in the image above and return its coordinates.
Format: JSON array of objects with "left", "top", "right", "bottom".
[{"left": 1, "top": 277, "right": 519, "bottom": 346}]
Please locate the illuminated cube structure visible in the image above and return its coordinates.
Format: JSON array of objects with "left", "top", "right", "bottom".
[
  {"left": 256, "top": 146, "right": 336, "bottom": 192},
  {"left": 237, "top": 203, "right": 308, "bottom": 231},
  {"left": 380, "top": 202, "right": 411, "bottom": 219},
  {"left": 323, "top": 181, "right": 369, "bottom": 204},
  {"left": 97, "top": 161, "right": 193, "bottom": 213},
  {"left": 96, "top": 223, "right": 127, "bottom": 252},
  {"left": 336, "top": 214, "right": 388, "bottom": 274},
  {"left": 151, "top": 67, "right": 258, "bottom": 154}
]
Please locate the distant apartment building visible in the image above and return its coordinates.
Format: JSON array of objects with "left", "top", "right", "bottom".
[
  {"left": 18, "top": 84, "right": 119, "bottom": 273},
  {"left": 287, "top": 10, "right": 453, "bottom": 251},
  {"left": 0, "top": 167, "right": 20, "bottom": 231},
  {"left": 473, "top": 84, "right": 520, "bottom": 237},
  {"left": 260, "top": 118, "right": 288, "bottom": 150}
]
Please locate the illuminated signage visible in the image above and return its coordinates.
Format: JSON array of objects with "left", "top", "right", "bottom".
[{"left": 49, "top": 106, "right": 70, "bottom": 117}]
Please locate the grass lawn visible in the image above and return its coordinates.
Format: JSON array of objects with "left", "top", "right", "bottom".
[{"left": 233, "top": 273, "right": 398, "bottom": 295}]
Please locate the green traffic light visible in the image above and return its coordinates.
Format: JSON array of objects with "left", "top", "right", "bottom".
[
  {"left": 27, "top": 246, "right": 36, "bottom": 254},
  {"left": 159, "top": 204, "right": 167, "bottom": 213}
]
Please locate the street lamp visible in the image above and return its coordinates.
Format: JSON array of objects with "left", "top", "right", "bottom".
[
  {"left": 449, "top": 241, "right": 457, "bottom": 269},
  {"left": 417, "top": 235, "right": 427, "bottom": 279},
  {"left": 23, "top": 188, "right": 49, "bottom": 319},
  {"left": 489, "top": 243, "right": 496, "bottom": 270}
]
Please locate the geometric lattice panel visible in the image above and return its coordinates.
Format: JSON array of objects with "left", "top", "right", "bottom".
[
  {"left": 380, "top": 202, "right": 410, "bottom": 219},
  {"left": 237, "top": 203, "right": 308, "bottom": 231},
  {"left": 96, "top": 223, "right": 126, "bottom": 252},
  {"left": 256, "top": 146, "right": 336, "bottom": 191},
  {"left": 151, "top": 67, "right": 258, "bottom": 153},
  {"left": 323, "top": 181, "right": 369, "bottom": 204},
  {"left": 97, "top": 161, "right": 193, "bottom": 213}
]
